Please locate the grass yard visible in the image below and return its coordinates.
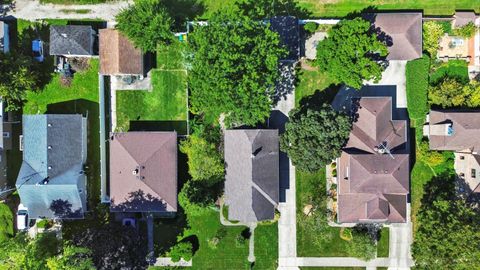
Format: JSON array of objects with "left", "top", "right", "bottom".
[
  {"left": 182, "top": 209, "right": 250, "bottom": 270},
  {"left": 377, "top": 228, "right": 389, "bottom": 258},
  {"left": 295, "top": 67, "right": 335, "bottom": 106},
  {"left": 254, "top": 223, "right": 278, "bottom": 270},
  {"left": 23, "top": 59, "right": 101, "bottom": 207}
]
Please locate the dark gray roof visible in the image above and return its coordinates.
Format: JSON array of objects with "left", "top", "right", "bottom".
[
  {"left": 49, "top": 25, "right": 94, "bottom": 56},
  {"left": 16, "top": 115, "right": 87, "bottom": 219},
  {"left": 270, "top": 16, "right": 300, "bottom": 61},
  {"left": 224, "top": 129, "right": 279, "bottom": 223}
]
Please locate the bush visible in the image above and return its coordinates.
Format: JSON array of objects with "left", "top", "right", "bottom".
[
  {"left": 406, "top": 56, "right": 430, "bottom": 125},
  {"left": 340, "top": 228, "right": 353, "bottom": 241},
  {"left": 332, "top": 169, "right": 337, "bottom": 177},
  {"left": 346, "top": 228, "right": 377, "bottom": 260},
  {"left": 423, "top": 21, "right": 444, "bottom": 58},
  {"left": 304, "top": 22, "right": 318, "bottom": 33},
  {"left": 169, "top": 241, "right": 193, "bottom": 262},
  {"left": 437, "top": 20, "right": 453, "bottom": 35},
  {"left": 207, "top": 237, "right": 220, "bottom": 249},
  {"left": 417, "top": 140, "right": 446, "bottom": 167},
  {"left": 235, "top": 234, "right": 247, "bottom": 247},
  {"left": 0, "top": 203, "right": 13, "bottom": 242},
  {"left": 428, "top": 77, "right": 467, "bottom": 107},
  {"left": 453, "top": 22, "right": 477, "bottom": 38}
]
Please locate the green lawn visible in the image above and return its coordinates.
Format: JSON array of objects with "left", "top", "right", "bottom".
[
  {"left": 295, "top": 67, "right": 335, "bottom": 106},
  {"left": 182, "top": 209, "right": 250, "bottom": 270},
  {"left": 377, "top": 228, "right": 389, "bottom": 258},
  {"left": 24, "top": 59, "right": 101, "bottom": 207},
  {"left": 254, "top": 223, "right": 278, "bottom": 270},
  {"left": 116, "top": 43, "right": 188, "bottom": 131}
]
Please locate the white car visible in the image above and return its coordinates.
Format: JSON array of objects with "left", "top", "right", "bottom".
[{"left": 16, "top": 204, "right": 29, "bottom": 231}]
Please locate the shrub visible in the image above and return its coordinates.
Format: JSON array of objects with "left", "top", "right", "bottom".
[
  {"left": 235, "top": 234, "right": 246, "bottom": 247},
  {"left": 453, "top": 22, "right": 477, "bottom": 38},
  {"left": 429, "top": 60, "right": 469, "bottom": 85},
  {"left": 331, "top": 162, "right": 336, "bottom": 169},
  {"left": 207, "top": 237, "right": 220, "bottom": 249},
  {"left": 169, "top": 241, "right": 193, "bottom": 262},
  {"left": 423, "top": 21, "right": 444, "bottom": 58},
  {"left": 417, "top": 140, "right": 446, "bottom": 167},
  {"left": 428, "top": 77, "right": 467, "bottom": 107},
  {"left": 0, "top": 203, "right": 13, "bottom": 242},
  {"left": 332, "top": 169, "right": 337, "bottom": 177},
  {"left": 340, "top": 228, "right": 353, "bottom": 241},
  {"left": 304, "top": 22, "right": 318, "bottom": 33},
  {"left": 406, "top": 56, "right": 430, "bottom": 125},
  {"left": 346, "top": 229, "right": 377, "bottom": 260},
  {"left": 437, "top": 20, "right": 453, "bottom": 35}
]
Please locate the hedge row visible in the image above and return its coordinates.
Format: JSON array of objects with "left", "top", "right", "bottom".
[{"left": 406, "top": 56, "right": 430, "bottom": 125}]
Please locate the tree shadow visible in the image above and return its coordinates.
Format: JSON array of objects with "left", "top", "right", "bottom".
[
  {"left": 298, "top": 84, "right": 342, "bottom": 113},
  {"left": 49, "top": 199, "right": 84, "bottom": 219},
  {"left": 112, "top": 189, "right": 168, "bottom": 212},
  {"left": 272, "top": 61, "right": 296, "bottom": 104},
  {"left": 160, "top": 0, "right": 205, "bottom": 31},
  {"left": 420, "top": 171, "right": 456, "bottom": 209}
]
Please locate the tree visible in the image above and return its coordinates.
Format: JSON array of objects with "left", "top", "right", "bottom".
[
  {"left": 116, "top": 0, "right": 174, "bottom": 51},
  {"left": 346, "top": 230, "right": 377, "bottom": 261},
  {"left": 0, "top": 203, "right": 13, "bottom": 242},
  {"left": 46, "top": 244, "right": 95, "bottom": 270},
  {"left": 423, "top": 21, "right": 444, "bottom": 58},
  {"left": 179, "top": 133, "right": 224, "bottom": 183},
  {"left": 453, "top": 22, "right": 477, "bottom": 38},
  {"left": 315, "top": 17, "right": 388, "bottom": 89},
  {"left": 188, "top": 8, "right": 286, "bottom": 126},
  {"left": 169, "top": 241, "right": 193, "bottom": 262},
  {"left": 412, "top": 174, "right": 480, "bottom": 269},
  {"left": 281, "top": 104, "right": 352, "bottom": 172},
  {"left": 0, "top": 53, "right": 37, "bottom": 111},
  {"left": 428, "top": 77, "right": 466, "bottom": 107},
  {"left": 237, "top": 0, "right": 310, "bottom": 19},
  {"left": 464, "top": 81, "right": 480, "bottom": 108}
]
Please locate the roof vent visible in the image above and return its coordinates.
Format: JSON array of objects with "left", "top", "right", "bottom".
[
  {"left": 384, "top": 170, "right": 388, "bottom": 174},
  {"left": 373, "top": 170, "right": 377, "bottom": 174},
  {"left": 47, "top": 123, "right": 52, "bottom": 127},
  {"left": 48, "top": 166, "right": 52, "bottom": 170},
  {"left": 132, "top": 169, "right": 138, "bottom": 175},
  {"left": 252, "top": 147, "right": 262, "bottom": 158},
  {"left": 47, "top": 145, "right": 52, "bottom": 150},
  {"left": 61, "top": 33, "right": 67, "bottom": 38},
  {"left": 42, "top": 177, "right": 50, "bottom": 185}
]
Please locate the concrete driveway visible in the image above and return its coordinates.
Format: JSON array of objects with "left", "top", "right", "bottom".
[{"left": 366, "top": 60, "right": 407, "bottom": 108}]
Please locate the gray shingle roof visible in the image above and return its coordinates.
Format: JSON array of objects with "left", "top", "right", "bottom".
[
  {"left": 224, "top": 129, "right": 279, "bottom": 223},
  {"left": 16, "top": 115, "right": 87, "bottom": 219},
  {"left": 49, "top": 25, "right": 94, "bottom": 56}
]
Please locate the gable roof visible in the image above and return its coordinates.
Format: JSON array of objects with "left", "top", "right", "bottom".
[
  {"left": 366, "top": 13, "right": 422, "bottom": 60},
  {"left": 224, "top": 129, "right": 279, "bottom": 223},
  {"left": 16, "top": 115, "right": 87, "bottom": 219},
  {"left": 49, "top": 25, "right": 94, "bottom": 56},
  {"left": 109, "top": 132, "right": 177, "bottom": 213},
  {"left": 337, "top": 97, "right": 409, "bottom": 223},
  {"left": 270, "top": 16, "right": 300, "bottom": 61},
  {"left": 427, "top": 110, "right": 480, "bottom": 152},
  {"left": 454, "top": 11, "right": 477, "bottom": 28},
  {"left": 99, "top": 29, "right": 144, "bottom": 75}
]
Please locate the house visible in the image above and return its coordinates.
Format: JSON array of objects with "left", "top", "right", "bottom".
[
  {"left": 49, "top": 25, "right": 96, "bottom": 57},
  {"left": 16, "top": 115, "right": 88, "bottom": 219},
  {"left": 109, "top": 132, "right": 177, "bottom": 215},
  {"left": 453, "top": 11, "right": 477, "bottom": 29},
  {"left": 366, "top": 13, "right": 422, "bottom": 61},
  {"left": 99, "top": 29, "right": 144, "bottom": 76},
  {"left": 336, "top": 97, "right": 409, "bottom": 223},
  {"left": 424, "top": 110, "right": 480, "bottom": 193},
  {"left": 270, "top": 16, "right": 300, "bottom": 61},
  {"left": 0, "top": 21, "right": 9, "bottom": 53},
  {"left": 224, "top": 129, "right": 279, "bottom": 223}
]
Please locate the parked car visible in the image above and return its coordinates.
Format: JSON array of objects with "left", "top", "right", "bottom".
[
  {"left": 16, "top": 204, "right": 29, "bottom": 231},
  {"left": 32, "top": 39, "right": 44, "bottom": 62}
]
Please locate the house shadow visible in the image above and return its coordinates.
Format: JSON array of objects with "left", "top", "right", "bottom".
[
  {"left": 268, "top": 110, "right": 290, "bottom": 202},
  {"left": 49, "top": 199, "right": 84, "bottom": 219},
  {"left": 420, "top": 171, "right": 456, "bottom": 209},
  {"left": 129, "top": 120, "right": 188, "bottom": 135},
  {"left": 160, "top": 0, "right": 205, "bottom": 31},
  {"left": 299, "top": 84, "right": 342, "bottom": 112}
]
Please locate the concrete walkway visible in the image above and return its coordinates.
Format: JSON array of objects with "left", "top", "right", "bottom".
[
  {"left": 10, "top": 0, "right": 132, "bottom": 21},
  {"left": 280, "top": 257, "right": 414, "bottom": 268}
]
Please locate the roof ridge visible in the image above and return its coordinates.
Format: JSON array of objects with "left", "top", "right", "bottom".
[{"left": 251, "top": 182, "right": 277, "bottom": 206}]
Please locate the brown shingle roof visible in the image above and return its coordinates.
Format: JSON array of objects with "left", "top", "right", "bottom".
[
  {"left": 454, "top": 12, "right": 477, "bottom": 28},
  {"left": 369, "top": 13, "right": 423, "bottom": 61},
  {"left": 337, "top": 97, "right": 409, "bottom": 223},
  {"left": 427, "top": 110, "right": 480, "bottom": 152},
  {"left": 109, "top": 132, "right": 177, "bottom": 213},
  {"left": 99, "top": 29, "right": 144, "bottom": 75}
]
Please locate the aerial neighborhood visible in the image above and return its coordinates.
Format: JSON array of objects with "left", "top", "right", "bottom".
[{"left": 0, "top": 0, "right": 479, "bottom": 269}]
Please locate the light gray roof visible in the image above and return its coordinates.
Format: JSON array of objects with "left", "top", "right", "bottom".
[
  {"left": 16, "top": 115, "right": 87, "bottom": 219},
  {"left": 224, "top": 129, "right": 279, "bottom": 223},
  {"left": 49, "top": 25, "right": 94, "bottom": 56}
]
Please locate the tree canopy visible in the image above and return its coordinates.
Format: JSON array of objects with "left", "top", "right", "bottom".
[
  {"left": 116, "top": 0, "right": 174, "bottom": 51},
  {"left": 169, "top": 241, "right": 193, "bottom": 262},
  {"left": 412, "top": 174, "right": 480, "bottom": 269},
  {"left": 0, "top": 53, "right": 37, "bottom": 111},
  {"left": 428, "top": 78, "right": 480, "bottom": 108},
  {"left": 315, "top": 17, "right": 388, "bottom": 89},
  {"left": 280, "top": 104, "right": 352, "bottom": 172},
  {"left": 188, "top": 8, "right": 286, "bottom": 126},
  {"left": 423, "top": 21, "right": 444, "bottom": 58},
  {"left": 46, "top": 244, "right": 95, "bottom": 270}
]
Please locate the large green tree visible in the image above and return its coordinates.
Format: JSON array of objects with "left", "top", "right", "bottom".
[
  {"left": 428, "top": 78, "right": 480, "bottom": 108},
  {"left": 46, "top": 244, "right": 95, "bottom": 270},
  {"left": 412, "top": 175, "right": 480, "bottom": 269},
  {"left": 281, "top": 104, "right": 352, "bottom": 172},
  {"left": 423, "top": 21, "right": 444, "bottom": 58},
  {"left": 188, "top": 8, "right": 286, "bottom": 126},
  {"left": 315, "top": 17, "right": 388, "bottom": 89},
  {"left": 116, "top": 0, "right": 174, "bottom": 51},
  {"left": 0, "top": 53, "right": 37, "bottom": 111}
]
